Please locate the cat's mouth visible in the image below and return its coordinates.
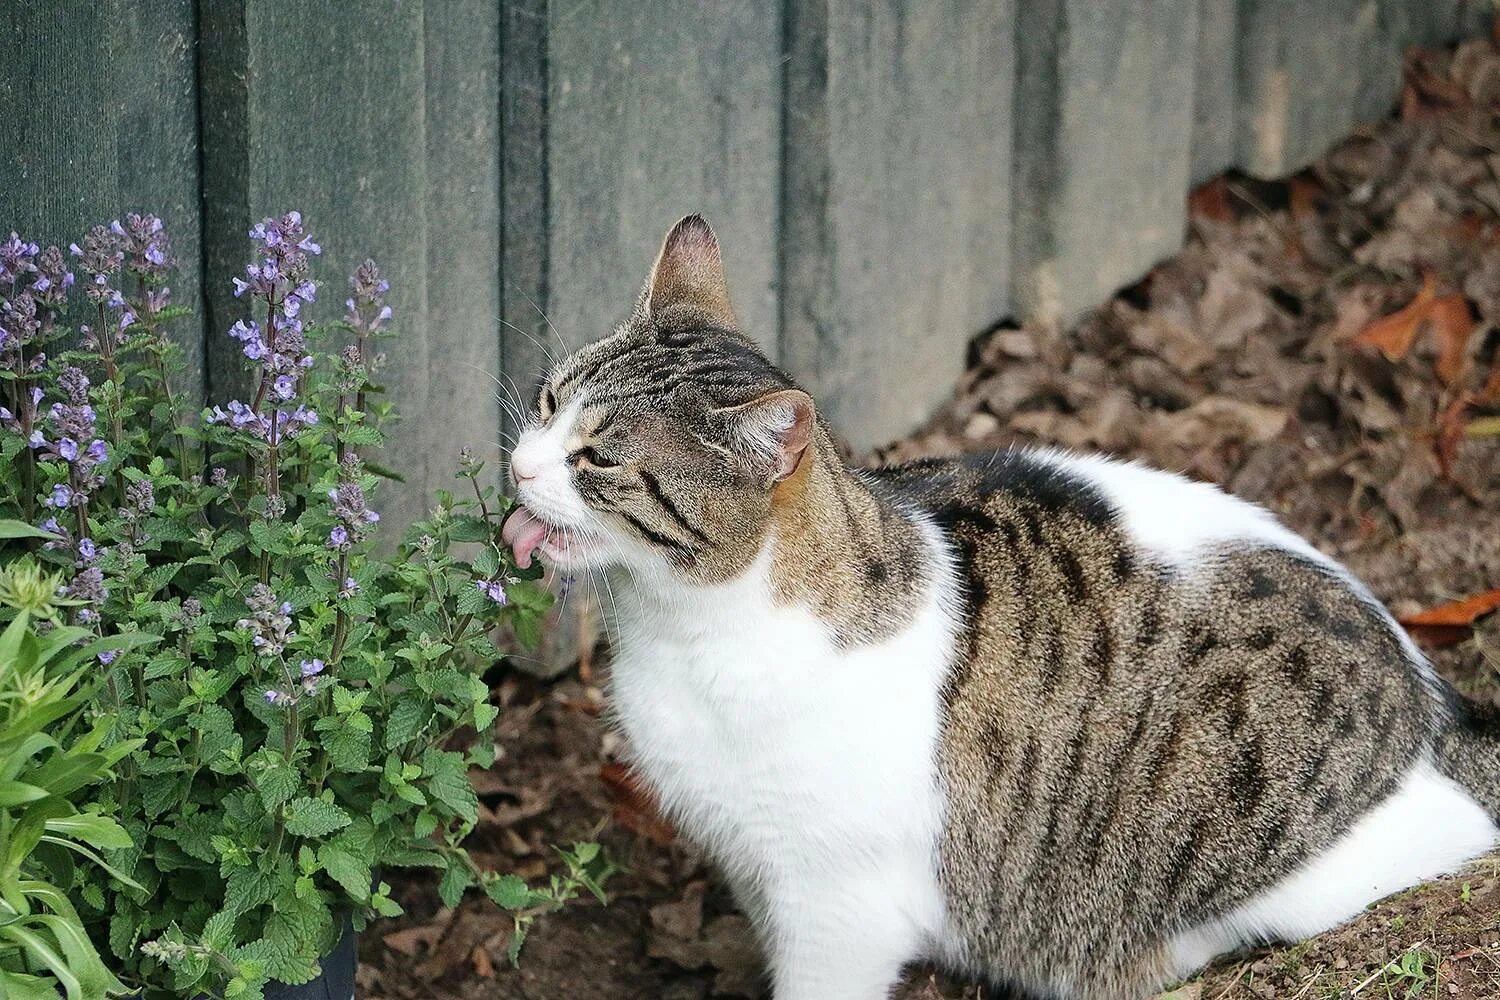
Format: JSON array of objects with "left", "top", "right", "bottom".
[{"left": 501, "top": 505, "right": 587, "bottom": 569}]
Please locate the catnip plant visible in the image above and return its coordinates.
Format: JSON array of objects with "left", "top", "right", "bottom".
[{"left": 0, "top": 213, "right": 607, "bottom": 1000}]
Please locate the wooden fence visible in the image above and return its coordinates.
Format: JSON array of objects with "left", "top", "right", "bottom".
[{"left": 0, "top": 0, "right": 1491, "bottom": 527}]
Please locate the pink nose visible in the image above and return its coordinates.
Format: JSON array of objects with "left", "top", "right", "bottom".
[{"left": 510, "top": 459, "right": 538, "bottom": 485}]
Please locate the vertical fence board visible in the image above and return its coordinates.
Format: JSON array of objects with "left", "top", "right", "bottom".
[
  {"left": 425, "top": 2, "right": 503, "bottom": 473},
  {"left": 1236, "top": 0, "right": 1385, "bottom": 177},
  {"left": 1011, "top": 0, "right": 1198, "bottom": 325},
  {"left": 781, "top": 0, "right": 1016, "bottom": 451},
  {"left": 1192, "top": 0, "right": 1239, "bottom": 184},
  {"left": 500, "top": 0, "right": 552, "bottom": 432},
  {"left": 545, "top": 0, "right": 781, "bottom": 357},
  {"left": 200, "top": 2, "right": 502, "bottom": 529},
  {"left": 0, "top": 0, "right": 204, "bottom": 397}
]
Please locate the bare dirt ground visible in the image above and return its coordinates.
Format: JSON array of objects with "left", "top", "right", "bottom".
[{"left": 361, "top": 35, "right": 1500, "bottom": 1000}]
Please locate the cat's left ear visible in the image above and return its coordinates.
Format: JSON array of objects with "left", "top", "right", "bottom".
[
  {"left": 712, "top": 388, "right": 816, "bottom": 484},
  {"left": 641, "top": 214, "right": 738, "bottom": 330}
]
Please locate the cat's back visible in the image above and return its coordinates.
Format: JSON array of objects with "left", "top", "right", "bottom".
[{"left": 871, "top": 447, "right": 1460, "bottom": 996}]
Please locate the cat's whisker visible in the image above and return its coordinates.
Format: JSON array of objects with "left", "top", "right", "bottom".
[
  {"left": 498, "top": 315, "right": 561, "bottom": 368},
  {"left": 519, "top": 288, "right": 572, "bottom": 353}
]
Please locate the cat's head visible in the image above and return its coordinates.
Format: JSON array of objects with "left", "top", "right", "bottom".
[{"left": 503, "top": 215, "right": 818, "bottom": 584}]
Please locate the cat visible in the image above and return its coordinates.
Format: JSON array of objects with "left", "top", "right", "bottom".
[{"left": 502, "top": 215, "right": 1500, "bottom": 1000}]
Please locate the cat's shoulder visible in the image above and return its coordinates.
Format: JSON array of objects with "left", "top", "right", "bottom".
[{"left": 870, "top": 446, "right": 1326, "bottom": 570}]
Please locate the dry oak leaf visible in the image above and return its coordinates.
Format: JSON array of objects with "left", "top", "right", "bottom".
[
  {"left": 1430, "top": 295, "right": 1478, "bottom": 386},
  {"left": 1397, "top": 586, "right": 1500, "bottom": 647},
  {"left": 1354, "top": 273, "right": 1436, "bottom": 360}
]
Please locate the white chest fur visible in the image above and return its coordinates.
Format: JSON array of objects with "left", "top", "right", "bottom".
[{"left": 606, "top": 541, "right": 957, "bottom": 994}]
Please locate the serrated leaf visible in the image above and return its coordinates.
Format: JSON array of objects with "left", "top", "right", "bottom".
[
  {"left": 485, "top": 873, "right": 531, "bottom": 910},
  {"left": 383, "top": 698, "right": 431, "bottom": 748},
  {"left": 317, "top": 844, "right": 372, "bottom": 902},
  {"left": 437, "top": 862, "right": 473, "bottom": 908},
  {"left": 283, "top": 797, "right": 351, "bottom": 838},
  {"left": 254, "top": 761, "right": 299, "bottom": 811},
  {"left": 421, "top": 749, "right": 478, "bottom": 825}
]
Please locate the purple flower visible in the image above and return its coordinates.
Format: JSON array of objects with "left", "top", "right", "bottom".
[
  {"left": 327, "top": 525, "right": 349, "bottom": 549},
  {"left": 86, "top": 439, "right": 107, "bottom": 463},
  {"left": 345, "top": 259, "right": 392, "bottom": 335},
  {"left": 97, "top": 649, "right": 118, "bottom": 665},
  {"left": 46, "top": 484, "right": 73, "bottom": 508},
  {"left": 475, "top": 579, "right": 508, "bottom": 606},
  {"left": 57, "top": 438, "right": 78, "bottom": 461},
  {"left": 77, "top": 537, "right": 97, "bottom": 563},
  {"left": 264, "top": 690, "right": 283, "bottom": 705},
  {"left": 272, "top": 374, "right": 295, "bottom": 400},
  {"left": 299, "top": 658, "right": 325, "bottom": 678},
  {"left": 237, "top": 584, "right": 295, "bottom": 658}
]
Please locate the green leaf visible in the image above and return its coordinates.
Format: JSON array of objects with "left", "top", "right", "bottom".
[
  {"left": 0, "top": 519, "right": 60, "bottom": 540},
  {"left": 383, "top": 698, "right": 431, "bottom": 748},
  {"left": 0, "top": 968, "right": 61, "bottom": 1000},
  {"left": 283, "top": 797, "right": 352, "bottom": 839},
  {"left": 253, "top": 761, "right": 299, "bottom": 812},
  {"left": 139, "top": 561, "right": 185, "bottom": 595},
  {"left": 44, "top": 813, "right": 133, "bottom": 849},
  {"left": 485, "top": 873, "right": 531, "bottom": 910},
  {"left": 446, "top": 516, "right": 490, "bottom": 542},
  {"left": 421, "top": 749, "right": 478, "bottom": 825},
  {"left": 471, "top": 545, "right": 500, "bottom": 578},
  {"left": 0, "top": 780, "right": 49, "bottom": 807},
  {"left": 436, "top": 862, "right": 473, "bottom": 908},
  {"left": 454, "top": 582, "right": 491, "bottom": 616},
  {"left": 317, "top": 844, "right": 372, "bottom": 903}
]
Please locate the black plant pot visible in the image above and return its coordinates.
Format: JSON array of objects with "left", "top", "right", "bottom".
[{"left": 263, "top": 919, "right": 357, "bottom": 1000}]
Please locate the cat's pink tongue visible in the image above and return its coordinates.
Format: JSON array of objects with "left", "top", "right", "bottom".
[{"left": 501, "top": 506, "right": 549, "bottom": 569}]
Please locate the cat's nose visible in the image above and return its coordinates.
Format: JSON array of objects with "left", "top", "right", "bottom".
[{"left": 509, "top": 459, "right": 538, "bottom": 485}]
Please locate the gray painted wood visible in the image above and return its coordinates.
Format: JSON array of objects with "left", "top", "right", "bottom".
[
  {"left": 500, "top": 0, "right": 553, "bottom": 435},
  {"left": 781, "top": 0, "right": 1016, "bottom": 451},
  {"left": 544, "top": 0, "right": 782, "bottom": 360},
  {"left": 0, "top": 0, "right": 204, "bottom": 397},
  {"left": 1236, "top": 0, "right": 1386, "bottom": 177},
  {"left": 1010, "top": 0, "right": 1198, "bottom": 325},
  {"left": 1192, "top": 0, "right": 1239, "bottom": 185},
  {"left": 425, "top": 0, "right": 503, "bottom": 471},
  {"left": 199, "top": 2, "right": 502, "bottom": 529}
]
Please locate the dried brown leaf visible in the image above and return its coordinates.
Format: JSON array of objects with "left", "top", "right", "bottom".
[
  {"left": 1399, "top": 586, "right": 1500, "bottom": 646},
  {"left": 1354, "top": 273, "right": 1437, "bottom": 360},
  {"left": 1430, "top": 295, "right": 1477, "bottom": 385},
  {"left": 1188, "top": 177, "right": 1235, "bottom": 223}
]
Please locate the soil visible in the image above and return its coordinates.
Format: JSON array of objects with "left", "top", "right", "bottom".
[{"left": 360, "top": 36, "right": 1500, "bottom": 1000}]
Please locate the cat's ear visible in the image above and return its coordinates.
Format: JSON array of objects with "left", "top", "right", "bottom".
[
  {"left": 713, "top": 388, "right": 816, "bottom": 484},
  {"left": 642, "top": 214, "right": 737, "bottom": 330}
]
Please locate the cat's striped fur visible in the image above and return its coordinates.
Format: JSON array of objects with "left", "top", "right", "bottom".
[{"left": 504, "top": 216, "right": 1500, "bottom": 999}]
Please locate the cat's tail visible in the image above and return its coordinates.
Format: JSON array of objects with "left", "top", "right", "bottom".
[{"left": 1434, "top": 692, "right": 1500, "bottom": 823}]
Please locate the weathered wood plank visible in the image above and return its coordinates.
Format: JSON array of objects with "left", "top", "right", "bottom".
[
  {"left": 425, "top": 0, "right": 503, "bottom": 469},
  {"left": 781, "top": 0, "right": 1016, "bottom": 451},
  {"left": 1236, "top": 0, "right": 1386, "bottom": 177},
  {"left": 0, "top": 0, "right": 204, "bottom": 397},
  {"left": 199, "top": 2, "right": 503, "bottom": 528},
  {"left": 1010, "top": 0, "right": 1198, "bottom": 325},
  {"left": 500, "top": 0, "right": 553, "bottom": 432},
  {"left": 1192, "top": 0, "right": 1239, "bottom": 184},
  {"left": 545, "top": 0, "right": 781, "bottom": 358}
]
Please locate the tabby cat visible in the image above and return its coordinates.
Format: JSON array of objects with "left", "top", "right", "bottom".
[{"left": 502, "top": 215, "right": 1500, "bottom": 1000}]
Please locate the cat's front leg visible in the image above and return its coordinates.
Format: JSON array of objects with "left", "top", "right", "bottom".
[{"left": 763, "top": 874, "right": 916, "bottom": 1000}]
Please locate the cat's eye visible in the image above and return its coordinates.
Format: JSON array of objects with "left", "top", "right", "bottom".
[
  {"left": 568, "top": 446, "right": 618, "bottom": 470},
  {"left": 538, "top": 385, "right": 557, "bottom": 419}
]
